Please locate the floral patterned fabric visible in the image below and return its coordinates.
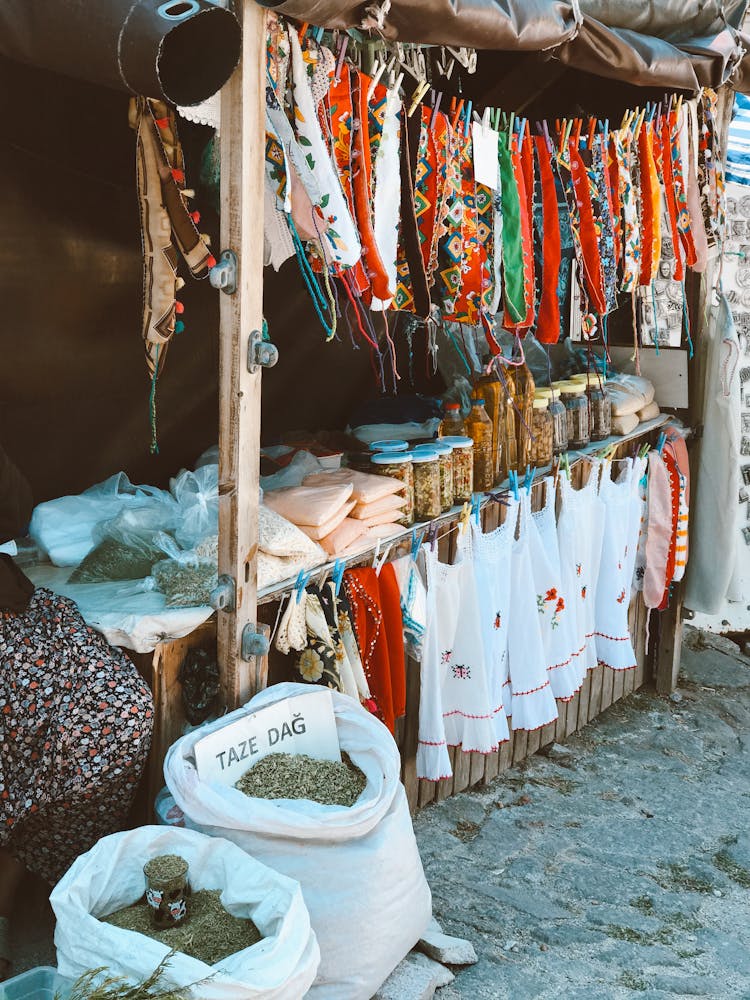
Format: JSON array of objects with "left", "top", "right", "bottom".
[{"left": 0, "top": 590, "right": 153, "bottom": 883}]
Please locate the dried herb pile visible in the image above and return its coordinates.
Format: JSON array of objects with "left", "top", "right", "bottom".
[
  {"left": 58, "top": 953, "right": 195, "bottom": 999},
  {"left": 152, "top": 559, "right": 217, "bottom": 607},
  {"left": 235, "top": 752, "right": 367, "bottom": 807},
  {"left": 103, "top": 889, "right": 262, "bottom": 965},
  {"left": 70, "top": 537, "right": 162, "bottom": 584}
]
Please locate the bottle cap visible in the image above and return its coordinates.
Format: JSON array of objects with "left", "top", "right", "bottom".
[
  {"left": 368, "top": 439, "right": 409, "bottom": 453},
  {"left": 371, "top": 452, "right": 413, "bottom": 465},
  {"left": 445, "top": 402, "right": 461, "bottom": 411},
  {"left": 440, "top": 436, "right": 474, "bottom": 449},
  {"left": 472, "top": 398, "right": 485, "bottom": 405}
]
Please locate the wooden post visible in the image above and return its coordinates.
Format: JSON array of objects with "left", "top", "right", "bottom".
[{"left": 217, "top": 0, "right": 267, "bottom": 710}]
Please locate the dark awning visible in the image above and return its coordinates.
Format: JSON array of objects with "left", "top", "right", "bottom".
[
  {"left": 260, "top": 0, "right": 750, "bottom": 92},
  {"left": 0, "top": 0, "right": 241, "bottom": 105}
]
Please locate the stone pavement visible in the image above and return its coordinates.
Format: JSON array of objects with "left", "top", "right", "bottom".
[{"left": 414, "top": 627, "right": 750, "bottom": 1000}]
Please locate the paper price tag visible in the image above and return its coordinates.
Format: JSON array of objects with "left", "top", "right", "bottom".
[
  {"left": 472, "top": 121, "right": 499, "bottom": 190},
  {"left": 194, "top": 689, "right": 341, "bottom": 786}
]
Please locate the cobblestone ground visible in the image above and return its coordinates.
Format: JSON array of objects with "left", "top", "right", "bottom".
[{"left": 414, "top": 627, "right": 750, "bottom": 1000}]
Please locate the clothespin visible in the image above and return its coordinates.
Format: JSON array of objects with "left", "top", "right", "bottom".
[
  {"left": 334, "top": 35, "right": 349, "bottom": 84},
  {"left": 428, "top": 521, "right": 439, "bottom": 551},
  {"left": 492, "top": 108, "right": 501, "bottom": 132},
  {"left": 294, "top": 569, "right": 311, "bottom": 603},
  {"left": 509, "top": 469, "right": 519, "bottom": 501},
  {"left": 297, "top": 21, "right": 309, "bottom": 41},
  {"left": 332, "top": 559, "right": 345, "bottom": 597},
  {"left": 430, "top": 90, "right": 443, "bottom": 129},
  {"left": 450, "top": 98, "right": 465, "bottom": 131},
  {"left": 375, "top": 542, "right": 393, "bottom": 576},
  {"left": 313, "top": 25, "right": 325, "bottom": 42},
  {"left": 459, "top": 501, "right": 471, "bottom": 533},
  {"left": 367, "top": 55, "right": 387, "bottom": 100},
  {"left": 562, "top": 453, "right": 571, "bottom": 480},
  {"left": 523, "top": 465, "right": 534, "bottom": 493},
  {"left": 407, "top": 79, "right": 430, "bottom": 118},
  {"left": 371, "top": 537, "right": 381, "bottom": 568},
  {"left": 410, "top": 528, "right": 425, "bottom": 561},
  {"left": 464, "top": 100, "right": 473, "bottom": 138},
  {"left": 656, "top": 432, "right": 667, "bottom": 455},
  {"left": 471, "top": 493, "right": 482, "bottom": 525}
]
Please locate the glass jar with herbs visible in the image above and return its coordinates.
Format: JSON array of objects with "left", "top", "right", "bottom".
[
  {"left": 370, "top": 451, "right": 414, "bottom": 525},
  {"left": 466, "top": 398, "right": 495, "bottom": 492},
  {"left": 413, "top": 442, "right": 454, "bottom": 512},
  {"left": 412, "top": 450, "right": 442, "bottom": 521},
  {"left": 442, "top": 436, "right": 474, "bottom": 503},
  {"left": 559, "top": 382, "right": 590, "bottom": 449},
  {"left": 546, "top": 390, "right": 568, "bottom": 455},
  {"left": 513, "top": 363, "right": 536, "bottom": 471},
  {"left": 585, "top": 374, "right": 612, "bottom": 441},
  {"left": 530, "top": 397, "right": 554, "bottom": 468}
]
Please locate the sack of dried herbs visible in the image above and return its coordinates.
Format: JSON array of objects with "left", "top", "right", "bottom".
[
  {"left": 165, "top": 684, "right": 432, "bottom": 1000},
  {"left": 51, "top": 825, "right": 320, "bottom": 1000}
]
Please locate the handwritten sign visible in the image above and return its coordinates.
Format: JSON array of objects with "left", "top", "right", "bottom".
[
  {"left": 472, "top": 120, "right": 499, "bottom": 190},
  {"left": 194, "top": 689, "right": 341, "bottom": 786}
]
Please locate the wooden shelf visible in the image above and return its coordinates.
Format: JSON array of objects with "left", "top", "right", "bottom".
[{"left": 257, "top": 415, "right": 671, "bottom": 606}]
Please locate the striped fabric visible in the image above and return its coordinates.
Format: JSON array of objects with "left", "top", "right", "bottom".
[{"left": 727, "top": 93, "right": 750, "bottom": 187}]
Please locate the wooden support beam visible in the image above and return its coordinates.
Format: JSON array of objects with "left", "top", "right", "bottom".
[
  {"left": 655, "top": 584, "right": 685, "bottom": 694},
  {"left": 218, "top": 1, "right": 267, "bottom": 710}
]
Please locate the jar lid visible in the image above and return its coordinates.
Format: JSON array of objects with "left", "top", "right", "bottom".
[
  {"left": 444, "top": 402, "right": 461, "bottom": 411},
  {"left": 370, "top": 451, "right": 413, "bottom": 465},
  {"left": 472, "top": 398, "right": 485, "bottom": 405},
  {"left": 440, "top": 435, "right": 474, "bottom": 449},
  {"left": 533, "top": 397, "right": 550, "bottom": 409},
  {"left": 534, "top": 387, "right": 552, "bottom": 398},
  {"left": 368, "top": 439, "right": 409, "bottom": 452},
  {"left": 558, "top": 381, "right": 586, "bottom": 395},
  {"left": 414, "top": 441, "right": 453, "bottom": 456},
  {"left": 569, "top": 373, "right": 590, "bottom": 383},
  {"left": 411, "top": 449, "right": 440, "bottom": 463}
]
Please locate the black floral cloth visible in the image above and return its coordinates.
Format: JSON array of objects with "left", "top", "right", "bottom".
[{"left": 0, "top": 589, "right": 153, "bottom": 882}]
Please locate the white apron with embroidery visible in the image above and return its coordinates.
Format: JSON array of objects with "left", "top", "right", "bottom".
[
  {"left": 527, "top": 481, "right": 581, "bottom": 701},
  {"left": 416, "top": 541, "right": 499, "bottom": 781},
  {"left": 507, "top": 500, "right": 558, "bottom": 731},
  {"left": 595, "top": 459, "right": 644, "bottom": 671},
  {"left": 471, "top": 507, "right": 514, "bottom": 742},
  {"left": 557, "top": 466, "right": 605, "bottom": 684}
]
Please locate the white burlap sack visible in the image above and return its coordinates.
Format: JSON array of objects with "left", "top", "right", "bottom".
[
  {"left": 51, "top": 825, "right": 319, "bottom": 1000},
  {"left": 165, "top": 684, "right": 432, "bottom": 1000}
]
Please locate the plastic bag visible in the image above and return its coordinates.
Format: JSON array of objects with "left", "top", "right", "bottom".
[
  {"left": 29, "top": 473, "right": 176, "bottom": 567},
  {"left": 51, "top": 825, "right": 320, "bottom": 1000},
  {"left": 165, "top": 684, "right": 432, "bottom": 1000},
  {"left": 170, "top": 465, "right": 219, "bottom": 549},
  {"left": 150, "top": 533, "right": 217, "bottom": 608},
  {"left": 69, "top": 509, "right": 173, "bottom": 584}
]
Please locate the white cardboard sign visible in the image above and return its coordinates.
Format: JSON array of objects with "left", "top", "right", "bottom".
[
  {"left": 472, "top": 120, "right": 499, "bottom": 190},
  {"left": 194, "top": 689, "right": 341, "bottom": 786}
]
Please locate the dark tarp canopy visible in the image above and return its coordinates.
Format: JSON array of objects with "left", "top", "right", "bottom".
[
  {"left": 0, "top": 0, "right": 241, "bottom": 105},
  {"left": 260, "top": 0, "right": 750, "bottom": 93}
]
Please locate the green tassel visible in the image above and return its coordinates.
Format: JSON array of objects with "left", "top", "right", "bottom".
[{"left": 149, "top": 346, "right": 160, "bottom": 455}]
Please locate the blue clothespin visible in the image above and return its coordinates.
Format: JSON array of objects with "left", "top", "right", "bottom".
[
  {"left": 509, "top": 470, "right": 519, "bottom": 501},
  {"left": 656, "top": 432, "right": 666, "bottom": 455},
  {"left": 464, "top": 100, "right": 473, "bottom": 138},
  {"left": 332, "top": 559, "right": 345, "bottom": 597},
  {"left": 523, "top": 465, "right": 534, "bottom": 493},
  {"left": 471, "top": 493, "right": 482, "bottom": 525},
  {"left": 313, "top": 25, "right": 325, "bottom": 42},
  {"left": 411, "top": 528, "right": 425, "bottom": 561},
  {"left": 294, "top": 569, "right": 311, "bottom": 604}
]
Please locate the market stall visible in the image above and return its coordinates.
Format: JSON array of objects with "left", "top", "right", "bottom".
[{"left": 0, "top": 0, "right": 740, "bottom": 814}]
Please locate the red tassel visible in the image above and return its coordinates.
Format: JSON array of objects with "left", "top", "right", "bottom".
[
  {"left": 155, "top": 116, "right": 169, "bottom": 129},
  {"left": 171, "top": 168, "right": 185, "bottom": 184},
  {"left": 206, "top": 255, "right": 217, "bottom": 269},
  {"left": 174, "top": 301, "right": 185, "bottom": 314},
  {"left": 190, "top": 211, "right": 201, "bottom": 224}
]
